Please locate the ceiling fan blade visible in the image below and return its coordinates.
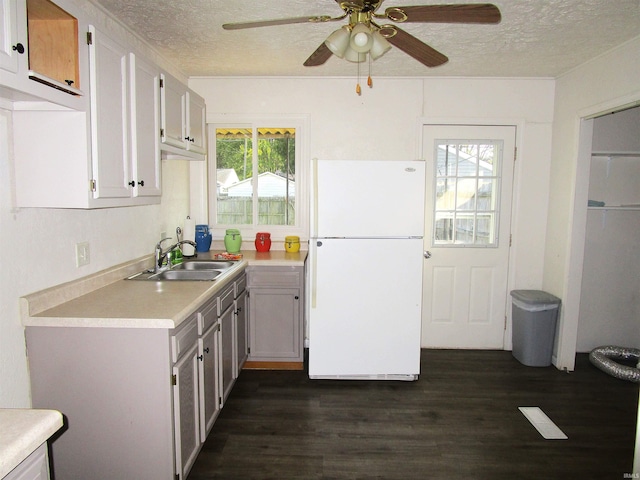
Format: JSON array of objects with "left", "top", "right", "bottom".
[
  {"left": 383, "top": 26, "right": 448, "bottom": 67},
  {"left": 304, "top": 42, "right": 333, "bottom": 67},
  {"left": 385, "top": 4, "right": 501, "bottom": 24},
  {"left": 223, "top": 15, "right": 333, "bottom": 30}
]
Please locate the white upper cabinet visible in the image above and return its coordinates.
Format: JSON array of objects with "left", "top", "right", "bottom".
[
  {"left": 130, "top": 53, "right": 161, "bottom": 197},
  {"left": 0, "top": 0, "right": 20, "bottom": 73},
  {"left": 186, "top": 90, "right": 206, "bottom": 154},
  {"left": 160, "top": 71, "right": 206, "bottom": 159},
  {"left": 88, "top": 24, "right": 130, "bottom": 200}
]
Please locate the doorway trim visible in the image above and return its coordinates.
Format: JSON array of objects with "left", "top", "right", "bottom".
[
  {"left": 417, "top": 117, "right": 525, "bottom": 350},
  {"left": 558, "top": 93, "right": 640, "bottom": 371}
]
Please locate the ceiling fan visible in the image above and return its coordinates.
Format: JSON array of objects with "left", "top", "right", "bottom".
[{"left": 222, "top": 1, "right": 502, "bottom": 69}]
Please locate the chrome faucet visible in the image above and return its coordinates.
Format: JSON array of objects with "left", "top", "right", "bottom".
[{"left": 155, "top": 238, "right": 197, "bottom": 272}]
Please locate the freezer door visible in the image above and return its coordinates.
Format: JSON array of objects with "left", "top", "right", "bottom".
[
  {"left": 312, "top": 160, "right": 425, "bottom": 238},
  {"left": 308, "top": 238, "right": 423, "bottom": 378}
]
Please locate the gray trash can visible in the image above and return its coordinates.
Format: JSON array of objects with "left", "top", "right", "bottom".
[{"left": 510, "top": 290, "right": 561, "bottom": 367}]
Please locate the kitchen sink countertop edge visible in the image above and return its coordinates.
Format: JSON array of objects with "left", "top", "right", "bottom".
[
  {"left": 0, "top": 408, "right": 64, "bottom": 478},
  {"left": 21, "top": 250, "right": 307, "bottom": 330}
]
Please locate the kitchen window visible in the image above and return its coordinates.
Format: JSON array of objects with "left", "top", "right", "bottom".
[{"left": 207, "top": 117, "right": 308, "bottom": 241}]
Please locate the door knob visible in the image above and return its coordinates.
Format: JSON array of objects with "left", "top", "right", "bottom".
[{"left": 424, "top": 251, "right": 432, "bottom": 259}]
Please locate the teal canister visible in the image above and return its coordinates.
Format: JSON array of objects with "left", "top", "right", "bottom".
[{"left": 224, "top": 229, "right": 242, "bottom": 253}]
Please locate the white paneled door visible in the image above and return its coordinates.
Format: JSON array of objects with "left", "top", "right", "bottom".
[{"left": 422, "top": 125, "right": 516, "bottom": 349}]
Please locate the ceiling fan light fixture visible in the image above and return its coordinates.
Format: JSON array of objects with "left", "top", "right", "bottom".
[
  {"left": 370, "top": 30, "right": 391, "bottom": 60},
  {"left": 349, "top": 23, "right": 373, "bottom": 53},
  {"left": 325, "top": 26, "right": 351, "bottom": 58}
]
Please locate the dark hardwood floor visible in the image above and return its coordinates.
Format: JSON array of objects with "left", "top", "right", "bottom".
[{"left": 187, "top": 350, "right": 639, "bottom": 480}]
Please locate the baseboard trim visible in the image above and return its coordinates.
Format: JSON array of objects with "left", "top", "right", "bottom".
[{"left": 243, "top": 361, "right": 304, "bottom": 371}]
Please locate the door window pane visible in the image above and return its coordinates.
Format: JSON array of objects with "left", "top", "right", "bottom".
[{"left": 432, "top": 140, "right": 502, "bottom": 246}]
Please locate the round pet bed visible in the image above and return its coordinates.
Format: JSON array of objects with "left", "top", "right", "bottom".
[{"left": 589, "top": 345, "right": 640, "bottom": 383}]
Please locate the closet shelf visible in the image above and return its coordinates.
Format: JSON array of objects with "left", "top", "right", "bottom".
[{"left": 588, "top": 205, "right": 640, "bottom": 211}]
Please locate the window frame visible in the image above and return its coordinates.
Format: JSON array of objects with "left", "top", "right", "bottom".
[{"left": 207, "top": 115, "right": 309, "bottom": 244}]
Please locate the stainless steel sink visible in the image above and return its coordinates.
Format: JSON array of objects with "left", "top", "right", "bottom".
[
  {"left": 152, "top": 269, "right": 223, "bottom": 281},
  {"left": 126, "top": 259, "right": 238, "bottom": 281},
  {"left": 171, "top": 260, "right": 235, "bottom": 271}
]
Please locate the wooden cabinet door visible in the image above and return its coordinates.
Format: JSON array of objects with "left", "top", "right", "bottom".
[
  {"left": 249, "top": 287, "right": 301, "bottom": 360},
  {"left": 160, "top": 72, "right": 186, "bottom": 149},
  {"left": 220, "top": 305, "right": 235, "bottom": 405},
  {"left": 129, "top": 53, "right": 161, "bottom": 197},
  {"left": 172, "top": 342, "right": 200, "bottom": 480},
  {"left": 199, "top": 322, "right": 221, "bottom": 441},
  {"left": 88, "top": 25, "right": 130, "bottom": 199},
  {"left": 234, "top": 288, "right": 248, "bottom": 376}
]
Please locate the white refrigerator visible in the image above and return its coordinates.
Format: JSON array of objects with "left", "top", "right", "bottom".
[{"left": 308, "top": 159, "right": 426, "bottom": 380}]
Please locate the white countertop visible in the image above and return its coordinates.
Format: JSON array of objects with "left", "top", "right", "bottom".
[
  {"left": 0, "top": 409, "right": 63, "bottom": 478},
  {"left": 21, "top": 250, "right": 307, "bottom": 330}
]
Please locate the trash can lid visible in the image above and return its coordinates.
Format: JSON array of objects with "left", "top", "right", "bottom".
[{"left": 510, "top": 289, "right": 561, "bottom": 305}]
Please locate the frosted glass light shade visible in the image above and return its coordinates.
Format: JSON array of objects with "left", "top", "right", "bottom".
[
  {"left": 370, "top": 31, "right": 391, "bottom": 60},
  {"left": 349, "top": 23, "right": 373, "bottom": 53},
  {"left": 325, "top": 27, "right": 350, "bottom": 58},
  {"left": 344, "top": 47, "right": 367, "bottom": 63}
]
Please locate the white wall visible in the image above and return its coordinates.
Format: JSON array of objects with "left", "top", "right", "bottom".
[
  {"left": 544, "top": 36, "right": 640, "bottom": 370},
  {"left": 190, "top": 75, "right": 556, "bottom": 349},
  {"left": 0, "top": 106, "right": 192, "bottom": 406}
]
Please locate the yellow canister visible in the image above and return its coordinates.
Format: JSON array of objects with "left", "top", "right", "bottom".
[{"left": 284, "top": 236, "right": 300, "bottom": 253}]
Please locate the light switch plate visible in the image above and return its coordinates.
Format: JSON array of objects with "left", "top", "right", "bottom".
[{"left": 76, "top": 242, "right": 90, "bottom": 267}]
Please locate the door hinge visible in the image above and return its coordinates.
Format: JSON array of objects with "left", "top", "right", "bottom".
[
  {"left": 514, "top": 146, "right": 518, "bottom": 162},
  {"left": 90, "top": 179, "right": 96, "bottom": 192},
  {"left": 86, "top": 31, "right": 93, "bottom": 45},
  {"left": 509, "top": 234, "right": 512, "bottom": 247},
  {"left": 175, "top": 474, "right": 179, "bottom": 480},
  {"left": 160, "top": 128, "right": 164, "bottom": 138},
  {"left": 219, "top": 396, "right": 222, "bottom": 406},
  {"left": 247, "top": 347, "right": 250, "bottom": 354},
  {"left": 171, "top": 374, "right": 177, "bottom": 386},
  {"left": 159, "top": 77, "right": 164, "bottom": 89}
]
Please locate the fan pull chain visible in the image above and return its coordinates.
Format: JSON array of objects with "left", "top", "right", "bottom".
[
  {"left": 368, "top": 54, "right": 373, "bottom": 89},
  {"left": 356, "top": 58, "right": 361, "bottom": 95}
]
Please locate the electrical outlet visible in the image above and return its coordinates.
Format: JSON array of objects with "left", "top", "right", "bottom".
[{"left": 76, "top": 242, "right": 90, "bottom": 267}]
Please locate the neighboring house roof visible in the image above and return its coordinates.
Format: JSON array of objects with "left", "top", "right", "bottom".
[
  {"left": 217, "top": 169, "right": 240, "bottom": 189},
  {"left": 225, "top": 172, "right": 295, "bottom": 198}
]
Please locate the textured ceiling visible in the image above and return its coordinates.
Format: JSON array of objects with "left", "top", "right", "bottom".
[{"left": 92, "top": 0, "right": 640, "bottom": 78}]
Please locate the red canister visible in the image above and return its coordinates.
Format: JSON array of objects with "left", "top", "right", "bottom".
[{"left": 255, "top": 232, "right": 271, "bottom": 252}]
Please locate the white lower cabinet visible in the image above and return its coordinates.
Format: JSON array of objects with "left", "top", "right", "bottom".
[
  {"left": 246, "top": 266, "right": 304, "bottom": 367},
  {"left": 171, "top": 315, "right": 201, "bottom": 480},
  {"left": 25, "top": 270, "right": 246, "bottom": 480},
  {"left": 219, "top": 282, "right": 235, "bottom": 405},
  {"left": 198, "top": 297, "right": 221, "bottom": 440},
  {"left": 3, "top": 443, "right": 50, "bottom": 480}
]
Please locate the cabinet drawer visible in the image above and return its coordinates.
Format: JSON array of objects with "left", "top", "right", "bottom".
[
  {"left": 235, "top": 274, "right": 246, "bottom": 298},
  {"left": 171, "top": 315, "right": 198, "bottom": 363},
  {"left": 198, "top": 297, "right": 218, "bottom": 334},
  {"left": 218, "top": 284, "right": 234, "bottom": 316},
  {"left": 247, "top": 267, "right": 302, "bottom": 288}
]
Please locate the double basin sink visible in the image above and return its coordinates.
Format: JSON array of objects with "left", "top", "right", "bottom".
[{"left": 127, "top": 260, "right": 237, "bottom": 281}]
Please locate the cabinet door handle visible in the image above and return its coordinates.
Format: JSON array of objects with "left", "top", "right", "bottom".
[
  {"left": 64, "top": 79, "right": 74, "bottom": 86},
  {"left": 197, "top": 354, "right": 204, "bottom": 361},
  {"left": 203, "top": 347, "right": 209, "bottom": 354},
  {"left": 137, "top": 180, "right": 144, "bottom": 187},
  {"left": 294, "top": 296, "right": 299, "bottom": 300},
  {"left": 12, "top": 43, "right": 24, "bottom": 54},
  {"left": 128, "top": 181, "right": 135, "bottom": 187}
]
